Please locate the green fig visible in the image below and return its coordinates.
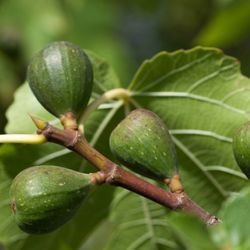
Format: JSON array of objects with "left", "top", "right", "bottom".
[
  {"left": 10, "top": 165, "right": 93, "bottom": 234},
  {"left": 233, "top": 122, "right": 250, "bottom": 178},
  {"left": 109, "top": 108, "right": 178, "bottom": 181},
  {"left": 27, "top": 41, "right": 93, "bottom": 118}
]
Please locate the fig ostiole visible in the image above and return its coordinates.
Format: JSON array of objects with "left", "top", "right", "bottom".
[
  {"left": 10, "top": 165, "right": 93, "bottom": 234},
  {"left": 109, "top": 108, "right": 178, "bottom": 182},
  {"left": 233, "top": 122, "right": 250, "bottom": 178},
  {"left": 27, "top": 41, "right": 93, "bottom": 119}
]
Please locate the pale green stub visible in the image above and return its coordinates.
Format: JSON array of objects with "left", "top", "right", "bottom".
[
  {"left": 109, "top": 108, "right": 178, "bottom": 180},
  {"left": 10, "top": 165, "right": 92, "bottom": 234},
  {"left": 27, "top": 41, "right": 93, "bottom": 118}
]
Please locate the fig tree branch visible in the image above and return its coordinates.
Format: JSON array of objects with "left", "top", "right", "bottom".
[{"left": 37, "top": 119, "right": 220, "bottom": 225}]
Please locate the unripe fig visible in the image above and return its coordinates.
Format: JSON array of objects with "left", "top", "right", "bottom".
[
  {"left": 233, "top": 122, "right": 250, "bottom": 178},
  {"left": 10, "top": 165, "right": 92, "bottom": 234},
  {"left": 27, "top": 41, "right": 93, "bottom": 118},
  {"left": 109, "top": 108, "right": 178, "bottom": 180}
]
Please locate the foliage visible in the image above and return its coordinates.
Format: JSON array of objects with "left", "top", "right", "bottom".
[
  {"left": 196, "top": 0, "right": 250, "bottom": 48},
  {"left": 0, "top": 46, "right": 250, "bottom": 249},
  {"left": 1, "top": 1, "right": 250, "bottom": 249}
]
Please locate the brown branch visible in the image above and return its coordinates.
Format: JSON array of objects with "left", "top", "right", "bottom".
[{"left": 40, "top": 122, "right": 220, "bottom": 225}]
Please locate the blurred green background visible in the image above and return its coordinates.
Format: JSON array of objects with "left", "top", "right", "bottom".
[{"left": 1, "top": 0, "right": 250, "bottom": 133}]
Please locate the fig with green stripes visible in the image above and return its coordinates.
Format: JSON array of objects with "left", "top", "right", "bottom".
[
  {"left": 10, "top": 165, "right": 93, "bottom": 234},
  {"left": 27, "top": 41, "right": 93, "bottom": 118},
  {"left": 233, "top": 121, "right": 250, "bottom": 178},
  {"left": 109, "top": 108, "right": 178, "bottom": 181}
]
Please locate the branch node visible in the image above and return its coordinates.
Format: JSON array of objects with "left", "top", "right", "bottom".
[
  {"left": 174, "top": 192, "right": 186, "bottom": 209},
  {"left": 90, "top": 171, "right": 107, "bottom": 185},
  {"left": 105, "top": 165, "right": 121, "bottom": 185},
  {"left": 65, "top": 130, "right": 80, "bottom": 148},
  {"left": 60, "top": 112, "right": 78, "bottom": 130}
]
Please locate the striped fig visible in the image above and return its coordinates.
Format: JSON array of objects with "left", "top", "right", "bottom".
[
  {"left": 10, "top": 165, "right": 92, "bottom": 234},
  {"left": 109, "top": 109, "right": 178, "bottom": 181},
  {"left": 27, "top": 41, "right": 93, "bottom": 118}
]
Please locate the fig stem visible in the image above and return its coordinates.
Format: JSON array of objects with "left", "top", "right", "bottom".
[
  {"left": 79, "top": 88, "right": 130, "bottom": 131},
  {"left": 0, "top": 134, "right": 46, "bottom": 144},
  {"left": 40, "top": 122, "right": 220, "bottom": 225}
]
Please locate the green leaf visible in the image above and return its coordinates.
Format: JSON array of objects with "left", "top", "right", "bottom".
[
  {"left": 0, "top": 160, "right": 26, "bottom": 247},
  {"left": 128, "top": 47, "right": 249, "bottom": 212},
  {"left": 87, "top": 50, "right": 122, "bottom": 96},
  {"left": 103, "top": 189, "right": 179, "bottom": 250},
  {"left": 211, "top": 186, "right": 250, "bottom": 249},
  {"left": 0, "top": 50, "right": 121, "bottom": 248},
  {"left": 167, "top": 213, "right": 219, "bottom": 250},
  {"left": 195, "top": 0, "right": 250, "bottom": 47},
  {"left": 5, "top": 83, "right": 55, "bottom": 134},
  {"left": 80, "top": 221, "right": 114, "bottom": 250}
]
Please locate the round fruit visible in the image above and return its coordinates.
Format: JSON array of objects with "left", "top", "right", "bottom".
[
  {"left": 27, "top": 41, "right": 93, "bottom": 118},
  {"left": 10, "top": 165, "right": 92, "bottom": 234},
  {"left": 109, "top": 108, "right": 178, "bottom": 181},
  {"left": 233, "top": 122, "right": 250, "bottom": 178}
]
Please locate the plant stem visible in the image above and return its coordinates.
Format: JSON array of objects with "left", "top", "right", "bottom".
[
  {"left": 40, "top": 122, "right": 220, "bottom": 225},
  {"left": 79, "top": 88, "right": 130, "bottom": 126},
  {"left": 0, "top": 134, "right": 46, "bottom": 144}
]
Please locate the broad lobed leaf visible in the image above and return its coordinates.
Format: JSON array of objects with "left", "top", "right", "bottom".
[{"left": 213, "top": 186, "right": 250, "bottom": 249}]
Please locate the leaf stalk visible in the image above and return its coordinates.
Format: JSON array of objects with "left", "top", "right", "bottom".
[
  {"left": 0, "top": 134, "right": 46, "bottom": 144},
  {"left": 79, "top": 88, "right": 130, "bottom": 129}
]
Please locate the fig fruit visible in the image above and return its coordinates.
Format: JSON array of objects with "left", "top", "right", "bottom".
[
  {"left": 233, "top": 122, "right": 250, "bottom": 178},
  {"left": 10, "top": 165, "right": 92, "bottom": 234},
  {"left": 109, "top": 108, "right": 178, "bottom": 180},
  {"left": 27, "top": 41, "right": 93, "bottom": 118}
]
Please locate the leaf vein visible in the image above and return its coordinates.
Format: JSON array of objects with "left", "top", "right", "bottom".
[
  {"left": 89, "top": 100, "right": 123, "bottom": 147},
  {"left": 127, "top": 233, "right": 151, "bottom": 250},
  {"left": 187, "top": 64, "right": 235, "bottom": 93},
  {"left": 136, "top": 53, "right": 212, "bottom": 92},
  {"left": 119, "top": 219, "right": 148, "bottom": 230},
  {"left": 222, "top": 87, "right": 250, "bottom": 102},
  {"left": 172, "top": 136, "right": 228, "bottom": 197},
  {"left": 141, "top": 198, "right": 158, "bottom": 250},
  {"left": 156, "top": 238, "right": 178, "bottom": 249},
  {"left": 131, "top": 91, "right": 248, "bottom": 117},
  {"left": 170, "top": 129, "right": 232, "bottom": 143},
  {"left": 205, "top": 165, "right": 247, "bottom": 179}
]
